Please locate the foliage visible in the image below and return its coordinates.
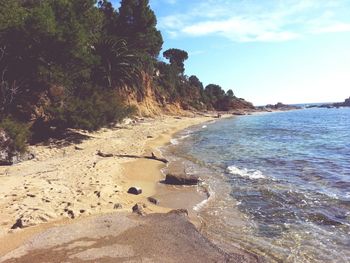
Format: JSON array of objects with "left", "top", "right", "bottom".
[
  {"left": 163, "top": 48, "right": 188, "bottom": 74},
  {"left": 49, "top": 89, "right": 135, "bottom": 131},
  {"left": 0, "top": 117, "right": 30, "bottom": 153},
  {"left": 117, "top": 0, "right": 163, "bottom": 58},
  {"left": 0, "top": 0, "right": 247, "bottom": 152},
  {"left": 93, "top": 37, "right": 142, "bottom": 91}
]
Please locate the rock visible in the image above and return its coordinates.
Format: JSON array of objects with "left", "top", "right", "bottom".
[
  {"left": 262, "top": 102, "right": 301, "bottom": 111},
  {"left": 65, "top": 209, "right": 75, "bottom": 219},
  {"left": 97, "top": 150, "right": 113, "bottom": 157},
  {"left": 147, "top": 197, "right": 159, "bottom": 205},
  {"left": 11, "top": 218, "right": 24, "bottom": 229},
  {"left": 132, "top": 203, "right": 147, "bottom": 216},
  {"left": 307, "top": 213, "right": 342, "bottom": 226},
  {"left": 232, "top": 111, "right": 246, "bottom": 116},
  {"left": 164, "top": 161, "right": 200, "bottom": 186},
  {"left": 74, "top": 145, "right": 84, "bottom": 150},
  {"left": 147, "top": 135, "right": 154, "bottom": 139},
  {"left": 168, "top": 209, "right": 188, "bottom": 217},
  {"left": 127, "top": 187, "right": 142, "bottom": 195},
  {"left": 165, "top": 173, "right": 199, "bottom": 185},
  {"left": 113, "top": 203, "right": 123, "bottom": 209},
  {"left": 332, "top": 97, "right": 350, "bottom": 107}
]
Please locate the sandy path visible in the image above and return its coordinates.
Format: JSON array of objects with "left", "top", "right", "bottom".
[{"left": 0, "top": 115, "right": 215, "bottom": 255}]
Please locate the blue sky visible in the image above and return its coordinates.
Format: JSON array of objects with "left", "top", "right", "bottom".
[{"left": 113, "top": 0, "right": 350, "bottom": 105}]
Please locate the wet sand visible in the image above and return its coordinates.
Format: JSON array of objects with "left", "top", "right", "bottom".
[{"left": 0, "top": 211, "right": 261, "bottom": 263}]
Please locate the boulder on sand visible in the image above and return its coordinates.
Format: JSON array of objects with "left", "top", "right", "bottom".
[
  {"left": 147, "top": 197, "right": 159, "bottom": 205},
  {"left": 164, "top": 161, "right": 200, "bottom": 185},
  {"left": 132, "top": 203, "right": 147, "bottom": 216},
  {"left": 127, "top": 187, "right": 142, "bottom": 195}
]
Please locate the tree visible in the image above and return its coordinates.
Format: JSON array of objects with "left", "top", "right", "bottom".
[
  {"left": 93, "top": 37, "right": 141, "bottom": 91},
  {"left": 117, "top": 0, "right": 163, "bottom": 58},
  {"left": 189, "top": 75, "right": 203, "bottom": 90},
  {"left": 226, "top": 89, "right": 234, "bottom": 98},
  {"left": 163, "top": 48, "right": 188, "bottom": 74},
  {"left": 205, "top": 84, "right": 225, "bottom": 99},
  {"left": 98, "top": 0, "right": 119, "bottom": 36}
]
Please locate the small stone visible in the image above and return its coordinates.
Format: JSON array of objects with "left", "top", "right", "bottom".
[
  {"left": 147, "top": 197, "right": 159, "bottom": 205},
  {"left": 11, "top": 218, "right": 24, "bottom": 229},
  {"left": 132, "top": 203, "right": 147, "bottom": 216},
  {"left": 127, "top": 187, "right": 142, "bottom": 195},
  {"left": 113, "top": 203, "right": 122, "bottom": 209},
  {"left": 67, "top": 210, "right": 75, "bottom": 219},
  {"left": 74, "top": 146, "right": 84, "bottom": 150}
]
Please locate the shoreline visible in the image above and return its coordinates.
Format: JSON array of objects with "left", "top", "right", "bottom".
[{"left": 1, "top": 113, "right": 256, "bottom": 261}]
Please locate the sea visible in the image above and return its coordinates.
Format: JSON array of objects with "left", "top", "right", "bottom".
[{"left": 164, "top": 107, "right": 350, "bottom": 263}]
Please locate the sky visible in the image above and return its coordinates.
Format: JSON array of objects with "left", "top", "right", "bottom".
[{"left": 112, "top": 0, "right": 350, "bottom": 105}]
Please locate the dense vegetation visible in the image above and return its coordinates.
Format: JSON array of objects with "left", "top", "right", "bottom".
[{"left": 0, "top": 0, "right": 251, "bottom": 154}]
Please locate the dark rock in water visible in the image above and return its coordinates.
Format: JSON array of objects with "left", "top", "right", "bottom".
[
  {"left": 311, "top": 97, "right": 350, "bottom": 108},
  {"left": 344, "top": 97, "right": 350, "bottom": 106},
  {"left": 261, "top": 102, "right": 301, "bottom": 111},
  {"left": 0, "top": 129, "right": 34, "bottom": 166},
  {"left": 164, "top": 161, "right": 200, "bottom": 186},
  {"left": 307, "top": 213, "right": 342, "bottom": 226},
  {"left": 147, "top": 197, "right": 159, "bottom": 205},
  {"left": 332, "top": 97, "right": 350, "bottom": 107},
  {"left": 127, "top": 187, "right": 142, "bottom": 195},
  {"left": 132, "top": 203, "right": 147, "bottom": 215},
  {"left": 165, "top": 173, "right": 199, "bottom": 185}
]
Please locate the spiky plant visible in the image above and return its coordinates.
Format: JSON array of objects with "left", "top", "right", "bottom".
[{"left": 94, "top": 37, "right": 142, "bottom": 93}]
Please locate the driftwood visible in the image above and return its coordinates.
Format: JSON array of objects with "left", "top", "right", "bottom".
[
  {"left": 96, "top": 151, "right": 168, "bottom": 164},
  {"left": 97, "top": 150, "right": 113, "bottom": 157}
]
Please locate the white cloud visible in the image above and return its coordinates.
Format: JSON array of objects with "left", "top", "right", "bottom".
[
  {"left": 312, "top": 22, "right": 350, "bottom": 34},
  {"left": 158, "top": 0, "right": 350, "bottom": 42},
  {"left": 181, "top": 17, "right": 300, "bottom": 42}
]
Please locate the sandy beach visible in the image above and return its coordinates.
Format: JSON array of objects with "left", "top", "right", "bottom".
[{"left": 0, "top": 113, "right": 262, "bottom": 262}]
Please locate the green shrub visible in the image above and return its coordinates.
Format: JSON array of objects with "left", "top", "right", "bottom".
[
  {"left": 0, "top": 118, "right": 31, "bottom": 153},
  {"left": 50, "top": 90, "right": 135, "bottom": 131}
]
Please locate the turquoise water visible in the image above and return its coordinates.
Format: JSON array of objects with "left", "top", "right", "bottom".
[{"left": 168, "top": 108, "right": 350, "bottom": 262}]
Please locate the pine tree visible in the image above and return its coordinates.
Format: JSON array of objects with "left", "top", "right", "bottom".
[{"left": 118, "top": 0, "right": 163, "bottom": 58}]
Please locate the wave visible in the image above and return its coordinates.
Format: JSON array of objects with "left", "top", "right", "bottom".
[
  {"left": 170, "top": 138, "right": 179, "bottom": 145},
  {"left": 227, "top": 165, "right": 266, "bottom": 179},
  {"left": 193, "top": 183, "right": 214, "bottom": 211},
  {"left": 170, "top": 134, "right": 191, "bottom": 145}
]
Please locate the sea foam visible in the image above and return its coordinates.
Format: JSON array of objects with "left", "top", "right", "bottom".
[
  {"left": 227, "top": 165, "right": 266, "bottom": 179},
  {"left": 170, "top": 139, "right": 179, "bottom": 145}
]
